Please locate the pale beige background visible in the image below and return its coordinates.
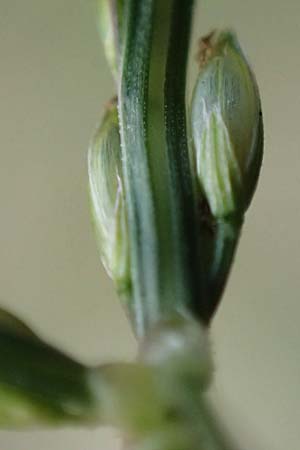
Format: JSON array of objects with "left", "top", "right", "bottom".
[{"left": 0, "top": 1, "right": 299, "bottom": 449}]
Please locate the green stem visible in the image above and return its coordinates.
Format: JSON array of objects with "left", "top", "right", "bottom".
[
  {"left": 206, "top": 219, "right": 242, "bottom": 319},
  {"left": 194, "top": 399, "right": 243, "bottom": 450},
  {"left": 164, "top": 0, "right": 205, "bottom": 322},
  {"left": 119, "top": 0, "right": 202, "bottom": 337},
  {"left": 119, "top": 0, "right": 158, "bottom": 336},
  {"left": 0, "top": 310, "right": 242, "bottom": 450},
  {"left": 198, "top": 217, "right": 242, "bottom": 323}
]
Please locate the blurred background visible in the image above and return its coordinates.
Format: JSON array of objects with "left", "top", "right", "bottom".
[{"left": 0, "top": 0, "right": 299, "bottom": 449}]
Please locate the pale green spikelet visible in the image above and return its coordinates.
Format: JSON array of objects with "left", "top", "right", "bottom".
[
  {"left": 191, "top": 30, "right": 263, "bottom": 219},
  {"left": 88, "top": 99, "right": 130, "bottom": 295},
  {"left": 97, "top": 0, "right": 124, "bottom": 80}
]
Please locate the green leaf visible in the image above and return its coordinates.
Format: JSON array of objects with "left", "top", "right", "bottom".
[{"left": 0, "top": 309, "right": 99, "bottom": 427}]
